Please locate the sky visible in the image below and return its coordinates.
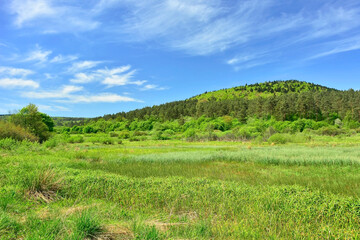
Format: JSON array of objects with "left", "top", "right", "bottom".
[{"left": 1, "top": 0, "right": 360, "bottom": 117}]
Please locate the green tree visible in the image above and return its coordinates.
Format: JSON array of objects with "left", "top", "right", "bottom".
[{"left": 10, "top": 104, "right": 52, "bottom": 142}]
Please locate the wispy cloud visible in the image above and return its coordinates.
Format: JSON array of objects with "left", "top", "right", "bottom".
[
  {"left": 0, "top": 66, "right": 38, "bottom": 89},
  {"left": 22, "top": 85, "right": 83, "bottom": 99},
  {"left": 0, "top": 78, "right": 39, "bottom": 89},
  {"left": 24, "top": 45, "right": 52, "bottom": 63},
  {"left": 66, "top": 93, "right": 141, "bottom": 103},
  {"left": 8, "top": 0, "right": 100, "bottom": 33},
  {"left": 50, "top": 54, "right": 78, "bottom": 64},
  {"left": 140, "top": 84, "right": 166, "bottom": 91},
  {"left": 309, "top": 35, "right": 360, "bottom": 59},
  {"left": 68, "top": 61, "right": 103, "bottom": 72},
  {"left": 21, "top": 85, "right": 141, "bottom": 103},
  {"left": 38, "top": 104, "right": 70, "bottom": 112},
  {"left": 70, "top": 65, "right": 146, "bottom": 87},
  {"left": 0, "top": 66, "right": 34, "bottom": 77}
]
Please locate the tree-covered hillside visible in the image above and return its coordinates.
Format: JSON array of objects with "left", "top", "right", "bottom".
[
  {"left": 103, "top": 80, "right": 359, "bottom": 122},
  {"left": 192, "top": 80, "right": 337, "bottom": 101}
]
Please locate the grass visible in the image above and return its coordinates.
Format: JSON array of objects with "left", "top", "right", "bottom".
[{"left": 1, "top": 136, "right": 360, "bottom": 238}]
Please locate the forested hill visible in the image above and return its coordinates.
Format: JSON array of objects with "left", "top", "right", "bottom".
[
  {"left": 102, "top": 80, "right": 360, "bottom": 122},
  {"left": 192, "top": 80, "right": 337, "bottom": 101}
]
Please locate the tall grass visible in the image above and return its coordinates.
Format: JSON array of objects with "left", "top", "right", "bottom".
[{"left": 2, "top": 139, "right": 360, "bottom": 238}]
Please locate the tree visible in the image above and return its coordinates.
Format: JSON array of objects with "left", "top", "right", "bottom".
[{"left": 10, "top": 104, "right": 53, "bottom": 142}]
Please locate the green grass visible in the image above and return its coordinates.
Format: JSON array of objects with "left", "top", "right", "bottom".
[{"left": 1, "top": 137, "right": 360, "bottom": 239}]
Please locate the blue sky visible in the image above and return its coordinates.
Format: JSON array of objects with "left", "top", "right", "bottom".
[{"left": 1, "top": 0, "right": 360, "bottom": 117}]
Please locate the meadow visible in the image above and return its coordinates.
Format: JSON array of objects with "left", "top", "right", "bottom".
[{"left": 1, "top": 134, "right": 360, "bottom": 239}]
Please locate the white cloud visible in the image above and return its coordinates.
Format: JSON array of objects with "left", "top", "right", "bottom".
[
  {"left": 0, "top": 66, "right": 34, "bottom": 77},
  {"left": 68, "top": 61, "right": 103, "bottom": 72},
  {"left": 70, "top": 73, "right": 96, "bottom": 84},
  {"left": 68, "top": 93, "right": 141, "bottom": 103},
  {"left": 22, "top": 85, "right": 83, "bottom": 99},
  {"left": 8, "top": 0, "right": 100, "bottom": 33},
  {"left": 140, "top": 84, "right": 166, "bottom": 91},
  {"left": 21, "top": 85, "right": 141, "bottom": 103},
  {"left": 70, "top": 65, "right": 146, "bottom": 87},
  {"left": 102, "top": 70, "right": 146, "bottom": 87},
  {"left": 38, "top": 104, "right": 70, "bottom": 112},
  {"left": 24, "top": 46, "right": 52, "bottom": 63},
  {"left": 0, "top": 78, "right": 39, "bottom": 89},
  {"left": 309, "top": 35, "right": 360, "bottom": 59},
  {"left": 50, "top": 54, "right": 78, "bottom": 63}
]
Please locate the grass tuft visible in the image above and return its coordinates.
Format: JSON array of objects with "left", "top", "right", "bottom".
[
  {"left": 74, "top": 211, "right": 103, "bottom": 238},
  {"left": 23, "top": 168, "right": 63, "bottom": 203}
]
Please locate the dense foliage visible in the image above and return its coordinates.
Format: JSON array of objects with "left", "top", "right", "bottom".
[
  {"left": 9, "top": 104, "right": 54, "bottom": 142},
  {"left": 102, "top": 81, "right": 359, "bottom": 123},
  {"left": 0, "top": 121, "right": 38, "bottom": 142}
]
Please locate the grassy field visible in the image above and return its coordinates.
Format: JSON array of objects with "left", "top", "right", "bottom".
[{"left": 1, "top": 137, "right": 360, "bottom": 239}]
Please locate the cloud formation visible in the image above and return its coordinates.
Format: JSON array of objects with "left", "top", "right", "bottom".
[
  {"left": 70, "top": 65, "right": 147, "bottom": 87},
  {"left": 8, "top": 0, "right": 100, "bottom": 33},
  {"left": 0, "top": 78, "right": 39, "bottom": 89},
  {"left": 6, "top": 0, "right": 360, "bottom": 65},
  {"left": 22, "top": 85, "right": 140, "bottom": 103}
]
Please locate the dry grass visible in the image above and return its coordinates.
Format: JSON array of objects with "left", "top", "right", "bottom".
[{"left": 25, "top": 169, "right": 63, "bottom": 203}]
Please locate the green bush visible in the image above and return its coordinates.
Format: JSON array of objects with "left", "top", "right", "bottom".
[
  {"left": 43, "top": 138, "right": 58, "bottom": 148},
  {"left": 129, "top": 137, "right": 140, "bottom": 142},
  {"left": 109, "top": 132, "right": 119, "bottom": 137},
  {"left": 0, "top": 138, "right": 19, "bottom": 150},
  {"left": 101, "top": 138, "right": 114, "bottom": 145},
  {"left": 268, "top": 133, "right": 291, "bottom": 144},
  {"left": 67, "top": 136, "right": 84, "bottom": 143},
  {"left": 0, "top": 121, "right": 38, "bottom": 142},
  {"left": 316, "top": 126, "right": 346, "bottom": 136},
  {"left": 119, "top": 131, "right": 131, "bottom": 139}
]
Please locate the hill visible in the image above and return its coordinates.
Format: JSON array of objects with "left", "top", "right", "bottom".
[
  {"left": 192, "top": 80, "right": 337, "bottom": 101},
  {"left": 102, "top": 80, "right": 359, "bottom": 122}
]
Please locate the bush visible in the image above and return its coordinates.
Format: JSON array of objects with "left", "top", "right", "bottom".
[
  {"left": 268, "top": 133, "right": 291, "bottom": 144},
  {"left": 43, "top": 138, "right": 58, "bottom": 148},
  {"left": 129, "top": 137, "right": 140, "bottom": 142},
  {"left": 67, "top": 136, "right": 84, "bottom": 143},
  {"left": 101, "top": 138, "right": 114, "bottom": 145},
  {"left": 316, "top": 126, "right": 345, "bottom": 136},
  {"left": 0, "top": 121, "right": 38, "bottom": 142},
  {"left": 118, "top": 131, "right": 130, "bottom": 139},
  {"left": 0, "top": 138, "right": 18, "bottom": 150},
  {"left": 109, "top": 132, "right": 119, "bottom": 137}
]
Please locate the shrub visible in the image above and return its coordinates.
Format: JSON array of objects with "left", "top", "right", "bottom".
[
  {"left": 0, "top": 138, "right": 19, "bottom": 150},
  {"left": 119, "top": 131, "right": 130, "bottom": 139},
  {"left": 0, "top": 121, "right": 38, "bottom": 142},
  {"left": 268, "top": 133, "right": 291, "bottom": 144},
  {"left": 129, "top": 137, "right": 140, "bottom": 142},
  {"left": 67, "top": 136, "right": 84, "bottom": 143},
  {"left": 43, "top": 138, "right": 58, "bottom": 148},
  {"left": 316, "top": 126, "right": 345, "bottom": 136},
  {"left": 101, "top": 138, "right": 114, "bottom": 145},
  {"left": 109, "top": 132, "right": 119, "bottom": 137}
]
